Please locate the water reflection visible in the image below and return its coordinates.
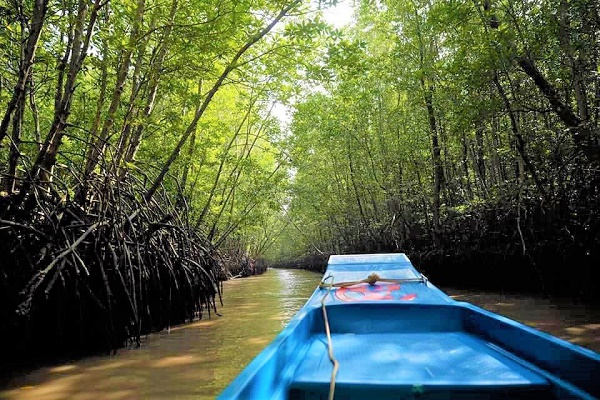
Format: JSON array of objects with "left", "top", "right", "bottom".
[
  {"left": 276, "top": 269, "right": 320, "bottom": 326},
  {"left": 0, "top": 269, "right": 321, "bottom": 400}
]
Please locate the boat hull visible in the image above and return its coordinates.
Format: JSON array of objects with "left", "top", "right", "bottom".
[{"left": 218, "top": 254, "right": 599, "bottom": 399}]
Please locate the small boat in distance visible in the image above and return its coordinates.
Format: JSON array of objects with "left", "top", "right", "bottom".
[{"left": 218, "top": 253, "right": 599, "bottom": 399}]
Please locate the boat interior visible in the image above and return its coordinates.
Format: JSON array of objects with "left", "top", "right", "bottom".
[{"left": 228, "top": 300, "right": 598, "bottom": 400}]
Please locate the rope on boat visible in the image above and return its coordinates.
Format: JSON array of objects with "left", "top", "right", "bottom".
[
  {"left": 320, "top": 275, "right": 339, "bottom": 400},
  {"left": 318, "top": 272, "right": 428, "bottom": 399},
  {"left": 318, "top": 272, "right": 427, "bottom": 289}
]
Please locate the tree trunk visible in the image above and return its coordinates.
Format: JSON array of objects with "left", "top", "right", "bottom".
[
  {"left": 4, "top": 10, "right": 28, "bottom": 194},
  {"left": 196, "top": 93, "right": 254, "bottom": 226},
  {"left": 29, "top": 77, "right": 42, "bottom": 151},
  {"left": 421, "top": 79, "right": 443, "bottom": 241},
  {"left": 475, "top": 124, "right": 486, "bottom": 191},
  {"left": 493, "top": 73, "right": 548, "bottom": 201},
  {"left": 112, "top": 14, "right": 154, "bottom": 174},
  {"left": 0, "top": 0, "right": 48, "bottom": 144},
  {"left": 87, "top": 31, "right": 110, "bottom": 159},
  {"left": 460, "top": 131, "right": 473, "bottom": 199},
  {"left": 5, "top": 84, "right": 26, "bottom": 193},
  {"left": 145, "top": 0, "right": 299, "bottom": 202},
  {"left": 84, "top": 0, "right": 145, "bottom": 177},
  {"left": 121, "top": 0, "right": 179, "bottom": 171},
  {"left": 213, "top": 163, "right": 283, "bottom": 248},
  {"left": 20, "top": 0, "right": 104, "bottom": 198},
  {"left": 346, "top": 131, "right": 371, "bottom": 241},
  {"left": 178, "top": 82, "right": 203, "bottom": 202},
  {"left": 517, "top": 56, "right": 598, "bottom": 162},
  {"left": 202, "top": 99, "right": 271, "bottom": 235}
]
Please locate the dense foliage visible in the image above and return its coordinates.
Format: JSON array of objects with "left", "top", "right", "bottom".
[{"left": 267, "top": 0, "right": 600, "bottom": 302}]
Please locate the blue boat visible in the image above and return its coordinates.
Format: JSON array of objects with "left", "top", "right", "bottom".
[{"left": 218, "top": 253, "right": 600, "bottom": 399}]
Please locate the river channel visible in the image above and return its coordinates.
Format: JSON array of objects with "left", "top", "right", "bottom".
[{"left": 1, "top": 268, "right": 598, "bottom": 400}]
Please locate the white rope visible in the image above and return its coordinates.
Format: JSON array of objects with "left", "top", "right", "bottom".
[{"left": 320, "top": 275, "right": 339, "bottom": 400}]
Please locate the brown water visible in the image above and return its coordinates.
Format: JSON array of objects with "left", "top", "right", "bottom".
[
  {"left": 0, "top": 269, "right": 321, "bottom": 400},
  {"left": 1, "top": 269, "right": 599, "bottom": 400}
]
